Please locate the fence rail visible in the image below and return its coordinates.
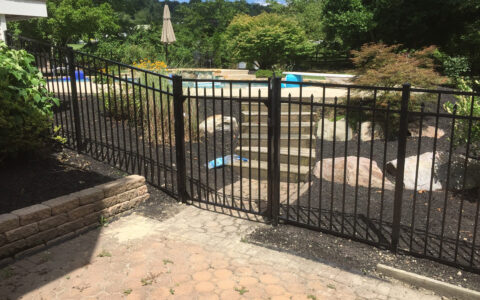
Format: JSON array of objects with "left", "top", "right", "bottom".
[{"left": 7, "top": 33, "right": 480, "bottom": 274}]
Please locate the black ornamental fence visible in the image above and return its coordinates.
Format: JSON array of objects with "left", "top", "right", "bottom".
[{"left": 7, "top": 33, "right": 480, "bottom": 274}]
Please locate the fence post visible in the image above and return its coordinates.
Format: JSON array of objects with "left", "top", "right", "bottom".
[
  {"left": 391, "top": 83, "right": 411, "bottom": 252},
  {"left": 67, "top": 47, "right": 84, "bottom": 152},
  {"left": 267, "top": 76, "right": 282, "bottom": 225},
  {"left": 172, "top": 75, "right": 188, "bottom": 203}
]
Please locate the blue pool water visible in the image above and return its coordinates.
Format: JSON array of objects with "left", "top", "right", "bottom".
[{"left": 182, "top": 81, "right": 269, "bottom": 89}]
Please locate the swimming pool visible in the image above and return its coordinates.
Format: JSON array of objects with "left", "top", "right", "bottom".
[{"left": 182, "top": 81, "right": 269, "bottom": 89}]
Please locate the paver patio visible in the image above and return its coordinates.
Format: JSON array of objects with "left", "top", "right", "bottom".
[{"left": 0, "top": 203, "right": 442, "bottom": 299}]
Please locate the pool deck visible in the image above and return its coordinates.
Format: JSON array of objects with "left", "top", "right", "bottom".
[{"left": 46, "top": 77, "right": 352, "bottom": 103}]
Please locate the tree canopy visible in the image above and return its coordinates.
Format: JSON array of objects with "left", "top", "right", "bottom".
[
  {"left": 16, "top": 0, "right": 120, "bottom": 46},
  {"left": 225, "top": 13, "right": 312, "bottom": 69},
  {"left": 9, "top": 0, "right": 480, "bottom": 76}
]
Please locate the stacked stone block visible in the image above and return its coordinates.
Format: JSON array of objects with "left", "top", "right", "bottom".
[{"left": 0, "top": 175, "right": 149, "bottom": 261}]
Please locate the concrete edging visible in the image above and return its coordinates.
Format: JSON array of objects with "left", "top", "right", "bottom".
[{"left": 377, "top": 263, "right": 480, "bottom": 300}]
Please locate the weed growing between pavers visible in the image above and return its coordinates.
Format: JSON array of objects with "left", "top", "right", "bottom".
[
  {"left": 163, "top": 259, "right": 173, "bottom": 265},
  {"left": 141, "top": 273, "right": 160, "bottom": 286},
  {"left": 99, "top": 216, "right": 109, "bottom": 227},
  {"left": 124, "top": 288, "right": 132, "bottom": 295},
  {"left": 97, "top": 250, "right": 112, "bottom": 257},
  {"left": 307, "top": 295, "right": 317, "bottom": 300},
  {"left": 327, "top": 284, "right": 336, "bottom": 290},
  {"left": 169, "top": 288, "right": 175, "bottom": 295},
  {"left": 235, "top": 286, "right": 249, "bottom": 295}
]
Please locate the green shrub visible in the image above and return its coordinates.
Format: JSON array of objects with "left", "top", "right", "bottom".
[
  {"left": 433, "top": 50, "right": 470, "bottom": 86},
  {"left": 0, "top": 42, "right": 59, "bottom": 161},
  {"left": 349, "top": 43, "right": 446, "bottom": 137},
  {"left": 444, "top": 78, "right": 480, "bottom": 157},
  {"left": 255, "top": 69, "right": 283, "bottom": 78}
]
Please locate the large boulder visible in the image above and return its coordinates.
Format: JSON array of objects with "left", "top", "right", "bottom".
[
  {"left": 199, "top": 115, "right": 238, "bottom": 137},
  {"left": 360, "top": 121, "right": 384, "bottom": 142},
  {"left": 408, "top": 122, "right": 445, "bottom": 139},
  {"left": 386, "top": 152, "right": 443, "bottom": 191},
  {"left": 312, "top": 156, "right": 394, "bottom": 190},
  {"left": 386, "top": 152, "right": 480, "bottom": 191},
  {"left": 316, "top": 118, "right": 353, "bottom": 141}
]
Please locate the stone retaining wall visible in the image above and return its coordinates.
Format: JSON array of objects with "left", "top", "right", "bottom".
[{"left": 0, "top": 175, "right": 149, "bottom": 261}]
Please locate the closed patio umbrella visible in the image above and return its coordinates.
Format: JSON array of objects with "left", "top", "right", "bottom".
[{"left": 161, "top": 4, "right": 176, "bottom": 65}]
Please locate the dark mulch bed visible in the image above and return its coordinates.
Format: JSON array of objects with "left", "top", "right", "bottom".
[
  {"left": 0, "top": 149, "right": 119, "bottom": 213},
  {"left": 0, "top": 148, "right": 183, "bottom": 219},
  {"left": 246, "top": 224, "right": 480, "bottom": 292}
]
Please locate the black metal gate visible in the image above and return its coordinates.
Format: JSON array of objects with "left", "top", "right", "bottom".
[{"left": 7, "top": 33, "right": 480, "bottom": 274}]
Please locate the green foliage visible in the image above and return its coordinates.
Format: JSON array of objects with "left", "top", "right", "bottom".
[
  {"left": 255, "top": 69, "right": 283, "bottom": 78},
  {"left": 322, "top": 0, "right": 373, "bottom": 51},
  {"left": 434, "top": 50, "right": 471, "bottom": 85},
  {"left": 281, "top": 0, "right": 324, "bottom": 42},
  {"left": 351, "top": 43, "right": 446, "bottom": 92},
  {"left": 88, "top": 29, "right": 164, "bottom": 65},
  {"left": 444, "top": 78, "right": 480, "bottom": 157},
  {"left": 349, "top": 43, "right": 446, "bottom": 137},
  {"left": 0, "top": 42, "right": 59, "bottom": 161},
  {"left": 15, "top": 0, "right": 120, "bottom": 46},
  {"left": 225, "top": 13, "right": 313, "bottom": 69}
]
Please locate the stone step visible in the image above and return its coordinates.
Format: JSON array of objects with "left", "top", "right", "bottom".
[
  {"left": 230, "top": 159, "right": 310, "bottom": 182},
  {"left": 236, "top": 146, "right": 315, "bottom": 166},
  {"left": 242, "top": 111, "right": 314, "bottom": 122},
  {"left": 241, "top": 122, "right": 314, "bottom": 134},
  {"left": 241, "top": 103, "right": 311, "bottom": 112},
  {"left": 240, "top": 133, "right": 316, "bottom": 148}
]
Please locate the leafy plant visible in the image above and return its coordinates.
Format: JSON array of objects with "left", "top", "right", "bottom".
[
  {"left": 434, "top": 50, "right": 471, "bottom": 86},
  {"left": 225, "top": 13, "right": 313, "bottom": 69},
  {"left": 234, "top": 286, "right": 249, "bottom": 295},
  {"left": 348, "top": 43, "right": 446, "bottom": 137},
  {"left": 0, "top": 42, "right": 59, "bottom": 162},
  {"left": 97, "top": 250, "right": 112, "bottom": 257},
  {"left": 255, "top": 69, "right": 283, "bottom": 78},
  {"left": 444, "top": 78, "right": 480, "bottom": 158},
  {"left": 99, "top": 215, "right": 109, "bottom": 227},
  {"left": 123, "top": 288, "right": 132, "bottom": 295},
  {"left": 351, "top": 43, "right": 446, "bottom": 92}
]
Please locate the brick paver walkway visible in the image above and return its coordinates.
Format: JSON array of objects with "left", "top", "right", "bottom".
[{"left": 0, "top": 204, "right": 441, "bottom": 299}]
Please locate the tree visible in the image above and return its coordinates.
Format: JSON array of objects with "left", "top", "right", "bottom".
[
  {"left": 283, "top": 0, "right": 324, "bottom": 42},
  {"left": 225, "top": 13, "right": 312, "bottom": 69},
  {"left": 16, "top": 0, "right": 120, "bottom": 46},
  {"left": 322, "top": 0, "right": 374, "bottom": 52},
  {"left": 351, "top": 43, "right": 446, "bottom": 90}
]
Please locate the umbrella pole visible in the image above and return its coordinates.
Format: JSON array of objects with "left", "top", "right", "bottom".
[{"left": 165, "top": 44, "right": 168, "bottom": 66}]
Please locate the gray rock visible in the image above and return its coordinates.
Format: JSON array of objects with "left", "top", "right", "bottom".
[
  {"left": 312, "top": 156, "right": 394, "bottom": 190},
  {"left": 408, "top": 123, "right": 445, "bottom": 139},
  {"left": 386, "top": 152, "right": 443, "bottom": 191},
  {"left": 316, "top": 118, "right": 353, "bottom": 141},
  {"left": 386, "top": 152, "right": 480, "bottom": 191},
  {"left": 360, "top": 121, "right": 384, "bottom": 142},
  {"left": 199, "top": 115, "right": 238, "bottom": 137}
]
